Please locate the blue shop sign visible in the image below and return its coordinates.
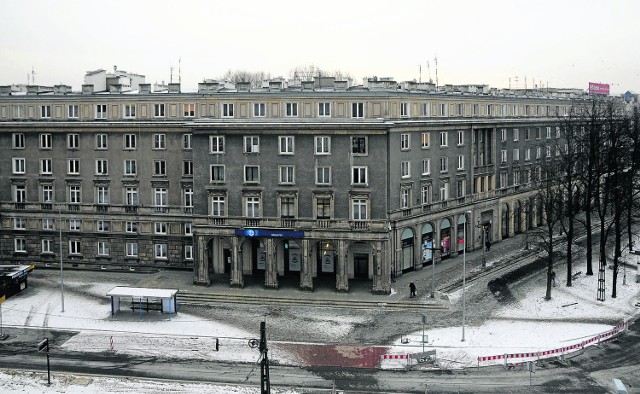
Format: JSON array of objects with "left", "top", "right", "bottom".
[{"left": 235, "top": 229, "right": 305, "bottom": 238}]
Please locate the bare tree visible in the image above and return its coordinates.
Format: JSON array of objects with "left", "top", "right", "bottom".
[{"left": 222, "top": 70, "right": 271, "bottom": 89}]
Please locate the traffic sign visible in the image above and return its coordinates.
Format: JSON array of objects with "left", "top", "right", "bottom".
[{"left": 38, "top": 338, "right": 48, "bottom": 352}]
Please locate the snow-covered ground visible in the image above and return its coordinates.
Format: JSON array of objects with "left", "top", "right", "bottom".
[{"left": 0, "top": 249, "right": 638, "bottom": 392}]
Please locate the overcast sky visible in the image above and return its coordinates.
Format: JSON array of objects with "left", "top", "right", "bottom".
[{"left": 1, "top": 0, "right": 637, "bottom": 94}]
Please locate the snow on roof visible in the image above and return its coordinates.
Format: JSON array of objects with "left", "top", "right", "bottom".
[{"left": 107, "top": 286, "right": 178, "bottom": 299}]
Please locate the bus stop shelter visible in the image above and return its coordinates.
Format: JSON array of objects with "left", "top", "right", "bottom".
[{"left": 107, "top": 286, "right": 179, "bottom": 316}]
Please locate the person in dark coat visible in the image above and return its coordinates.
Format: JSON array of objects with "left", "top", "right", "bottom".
[
  {"left": 409, "top": 282, "right": 417, "bottom": 298},
  {"left": 485, "top": 240, "right": 491, "bottom": 252}
]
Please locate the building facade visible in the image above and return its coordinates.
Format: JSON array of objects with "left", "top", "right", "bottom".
[{"left": 0, "top": 77, "right": 598, "bottom": 294}]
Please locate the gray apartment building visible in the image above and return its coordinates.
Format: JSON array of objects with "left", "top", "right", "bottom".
[{"left": 0, "top": 77, "right": 603, "bottom": 294}]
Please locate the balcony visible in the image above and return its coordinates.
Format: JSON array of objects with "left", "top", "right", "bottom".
[
  {"left": 96, "top": 205, "right": 109, "bottom": 213},
  {"left": 41, "top": 203, "right": 53, "bottom": 210},
  {"left": 279, "top": 218, "right": 296, "bottom": 228},
  {"left": 68, "top": 204, "right": 80, "bottom": 212},
  {"left": 14, "top": 203, "right": 26, "bottom": 210},
  {"left": 183, "top": 207, "right": 194, "bottom": 214},
  {"left": 125, "top": 205, "right": 138, "bottom": 214},
  {"left": 246, "top": 218, "right": 261, "bottom": 227},
  {"left": 154, "top": 206, "right": 168, "bottom": 213},
  {"left": 350, "top": 221, "right": 369, "bottom": 231}
]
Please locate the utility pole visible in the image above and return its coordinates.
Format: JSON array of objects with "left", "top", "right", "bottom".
[{"left": 259, "top": 321, "right": 270, "bottom": 394}]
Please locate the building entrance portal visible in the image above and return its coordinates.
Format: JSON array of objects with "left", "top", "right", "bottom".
[{"left": 316, "top": 241, "right": 336, "bottom": 278}]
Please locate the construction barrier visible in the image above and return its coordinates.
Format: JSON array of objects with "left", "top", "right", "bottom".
[{"left": 382, "top": 354, "right": 409, "bottom": 360}]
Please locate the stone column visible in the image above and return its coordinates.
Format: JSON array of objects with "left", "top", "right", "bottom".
[
  {"left": 508, "top": 201, "right": 516, "bottom": 237},
  {"left": 372, "top": 240, "right": 391, "bottom": 294},
  {"left": 264, "top": 238, "right": 278, "bottom": 289},
  {"left": 230, "top": 236, "right": 244, "bottom": 288},
  {"left": 193, "top": 233, "right": 210, "bottom": 286},
  {"left": 300, "top": 239, "right": 313, "bottom": 291},
  {"left": 336, "top": 239, "right": 349, "bottom": 292}
]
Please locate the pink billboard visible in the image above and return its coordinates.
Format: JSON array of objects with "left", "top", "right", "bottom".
[{"left": 588, "top": 82, "right": 610, "bottom": 95}]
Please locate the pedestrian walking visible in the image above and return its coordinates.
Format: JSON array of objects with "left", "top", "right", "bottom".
[
  {"left": 485, "top": 240, "right": 491, "bottom": 252},
  {"left": 409, "top": 282, "right": 417, "bottom": 298},
  {"left": 551, "top": 271, "right": 556, "bottom": 287}
]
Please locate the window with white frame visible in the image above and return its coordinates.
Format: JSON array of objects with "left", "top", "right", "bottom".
[
  {"left": 41, "top": 105, "right": 51, "bottom": 118},
  {"left": 95, "top": 159, "right": 108, "bottom": 175},
  {"left": 42, "top": 239, "right": 53, "bottom": 253},
  {"left": 536, "top": 128, "right": 542, "bottom": 140},
  {"left": 352, "top": 166, "right": 367, "bottom": 185},
  {"left": 184, "top": 223, "right": 193, "bottom": 236},
  {"left": 184, "top": 187, "right": 193, "bottom": 209},
  {"left": 40, "top": 133, "right": 52, "bottom": 149},
  {"left": 95, "top": 104, "right": 107, "bottom": 119},
  {"left": 42, "top": 185, "right": 53, "bottom": 203},
  {"left": 124, "top": 104, "right": 136, "bottom": 118},
  {"left": 440, "top": 103, "right": 448, "bottom": 117},
  {"left": 95, "top": 134, "right": 108, "bottom": 150},
  {"left": 457, "top": 155, "right": 465, "bottom": 170},
  {"left": 12, "top": 158, "right": 25, "bottom": 174},
  {"left": 501, "top": 150, "right": 507, "bottom": 163},
  {"left": 222, "top": 103, "right": 234, "bottom": 117},
  {"left": 472, "top": 104, "right": 479, "bottom": 116},
  {"left": 457, "top": 179, "right": 466, "bottom": 197},
  {"left": 154, "top": 160, "right": 166, "bottom": 176},
  {"left": 546, "top": 145, "right": 551, "bottom": 158},
  {"left": 513, "top": 148, "right": 520, "bottom": 161},
  {"left": 352, "top": 102, "right": 364, "bottom": 118},
  {"left": 400, "top": 103, "right": 409, "bottom": 117},
  {"left": 279, "top": 136, "right": 294, "bottom": 154},
  {"left": 440, "top": 131, "right": 448, "bottom": 147},
  {"left": 154, "top": 134, "right": 166, "bottom": 149},
  {"left": 210, "top": 165, "right": 225, "bottom": 183},
  {"left": 351, "top": 136, "right": 367, "bottom": 154},
  {"left": 352, "top": 198, "right": 368, "bottom": 220},
  {"left": 253, "top": 103, "right": 266, "bottom": 117},
  {"left": 279, "top": 165, "right": 295, "bottom": 184},
  {"left": 316, "top": 166, "right": 331, "bottom": 185},
  {"left": 280, "top": 196, "right": 295, "bottom": 218},
  {"left": 440, "top": 157, "right": 448, "bottom": 172},
  {"left": 315, "top": 136, "right": 331, "bottom": 154},
  {"left": 401, "top": 161, "right": 410, "bottom": 178},
  {"left": 183, "top": 160, "right": 193, "bottom": 177},
  {"left": 96, "top": 186, "right": 109, "bottom": 204},
  {"left": 155, "top": 244, "right": 168, "bottom": 259},
  {"left": 68, "top": 159, "right": 80, "bottom": 175},
  {"left": 39, "top": 158, "right": 52, "bottom": 175},
  {"left": 421, "top": 103, "right": 431, "bottom": 117},
  {"left": 244, "top": 166, "right": 260, "bottom": 183},
  {"left": 456, "top": 103, "right": 464, "bottom": 116},
  {"left": 546, "top": 127, "right": 552, "bottom": 139},
  {"left": 68, "top": 104, "right": 79, "bottom": 119},
  {"left": 536, "top": 146, "right": 541, "bottom": 159},
  {"left": 555, "top": 126, "right": 561, "bottom": 138},
  {"left": 69, "top": 240, "right": 81, "bottom": 255},
  {"left": 69, "top": 219, "right": 81, "bottom": 231},
  {"left": 211, "top": 196, "right": 225, "bottom": 216},
  {"left": 501, "top": 129, "right": 507, "bottom": 142},
  {"left": 125, "top": 221, "right": 138, "bottom": 233},
  {"left": 513, "top": 128, "right": 519, "bottom": 141},
  {"left": 422, "top": 159, "right": 431, "bottom": 175},
  {"left": 210, "top": 136, "right": 225, "bottom": 153},
  {"left": 14, "top": 185, "right": 26, "bottom": 203},
  {"left": 124, "top": 134, "right": 136, "bottom": 149},
  {"left": 525, "top": 148, "right": 531, "bottom": 161},
  {"left": 126, "top": 242, "right": 138, "bottom": 257},
  {"left": 245, "top": 196, "right": 260, "bottom": 218},
  {"left": 513, "top": 171, "right": 520, "bottom": 185},
  {"left": 183, "top": 134, "right": 192, "bottom": 150},
  {"left": 185, "top": 245, "right": 194, "bottom": 260},
  {"left": 154, "top": 103, "right": 165, "bottom": 117},
  {"left": 421, "top": 132, "right": 430, "bottom": 148},
  {"left": 96, "top": 220, "right": 110, "bottom": 232},
  {"left": 244, "top": 136, "right": 259, "bottom": 153},
  {"left": 184, "top": 103, "right": 195, "bottom": 117},
  {"left": 15, "top": 238, "right": 26, "bottom": 253},
  {"left": 154, "top": 222, "right": 168, "bottom": 234},
  {"left": 67, "top": 133, "right": 79, "bottom": 149},
  {"left": 500, "top": 172, "right": 508, "bottom": 188},
  {"left": 154, "top": 188, "right": 167, "bottom": 208},
  {"left": 458, "top": 130, "right": 464, "bottom": 146},
  {"left": 318, "top": 102, "right": 331, "bottom": 117},
  {"left": 316, "top": 197, "right": 331, "bottom": 219},
  {"left": 285, "top": 102, "right": 298, "bottom": 117},
  {"left": 421, "top": 184, "right": 432, "bottom": 204},
  {"left": 13, "top": 217, "right": 26, "bottom": 230},
  {"left": 400, "top": 134, "right": 410, "bottom": 150},
  {"left": 439, "top": 182, "right": 449, "bottom": 201},
  {"left": 13, "top": 133, "right": 25, "bottom": 149},
  {"left": 124, "top": 160, "right": 136, "bottom": 176},
  {"left": 13, "top": 105, "right": 24, "bottom": 119},
  {"left": 486, "top": 104, "right": 493, "bottom": 116},
  {"left": 400, "top": 188, "right": 410, "bottom": 208}
]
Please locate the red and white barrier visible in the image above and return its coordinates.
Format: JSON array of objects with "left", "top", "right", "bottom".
[{"left": 382, "top": 354, "right": 408, "bottom": 359}]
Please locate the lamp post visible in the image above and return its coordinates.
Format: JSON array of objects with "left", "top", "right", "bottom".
[
  {"left": 462, "top": 210, "right": 471, "bottom": 342},
  {"left": 477, "top": 220, "right": 488, "bottom": 268},
  {"left": 58, "top": 206, "right": 65, "bottom": 313}
]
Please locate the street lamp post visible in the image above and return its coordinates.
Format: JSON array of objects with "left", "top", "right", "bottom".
[
  {"left": 58, "top": 207, "right": 64, "bottom": 313},
  {"left": 462, "top": 210, "right": 471, "bottom": 342}
]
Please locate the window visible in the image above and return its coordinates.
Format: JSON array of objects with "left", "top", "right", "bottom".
[
  {"left": 500, "top": 172, "right": 508, "bottom": 188},
  {"left": 68, "top": 134, "right": 79, "bottom": 149},
  {"left": 546, "top": 146, "right": 551, "bottom": 158},
  {"left": 401, "top": 134, "right": 410, "bottom": 150},
  {"left": 400, "top": 188, "right": 410, "bottom": 208},
  {"left": 12, "top": 158, "right": 25, "bottom": 174},
  {"left": 546, "top": 127, "right": 552, "bottom": 139},
  {"left": 155, "top": 222, "right": 168, "bottom": 235},
  {"left": 439, "top": 182, "right": 449, "bottom": 201},
  {"left": 486, "top": 105, "right": 492, "bottom": 116},
  {"left": 457, "top": 179, "right": 466, "bottom": 198},
  {"left": 318, "top": 102, "right": 331, "bottom": 117},
  {"left": 440, "top": 132, "right": 448, "bottom": 147},
  {"left": 69, "top": 219, "right": 81, "bottom": 231},
  {"left": 96, "top": 186, "right": 109, "bottom": 204},
  {"left": 513, "top": 128, "right": 519, "bottom": 141},
  {"left": 440, "top": 157, "right": 448, "bottom": 172},
  {"left": 244, "top": 166, "right": 260, "bottom": 183},
  {"left": 525, "top": 128, "right": 530, "bottom": 140},
  {"left": 421, "top": 103, "right": 431, "bottom": 117},
  {"left": 124, "top": 160, "right": 137, "bottom": 176},
  {"left": 244, "top": 136, "right": 259, "bottom": 153},
  {"left": 42, "top": 239, "right": 53, "bottom": 254},
  {"left": 95, "top": 159, "right": 108, "bottom": 175},
  {"left": 401, "top": 161, "right": 410, "bottom": 178},
  {"left": 41, "top": 105, "right": 51, "bottom": 118},
  {"left": 556, "top": 146, "right": 561, "bottom": 157},
  {"left": 513, "top": 148, "right": 520, "bottom": 161},
  {"left": 69, "top": 186, "right": 81, "bottom": 204},
  {"left": 456, "top": 103, "right": 464, "bottom": 116},
  {"left": 96, "top": 220, "right": 110, "bottom": 232},
  {"left": 12, "top": 133, "right": 25, "bottom": 149},
  {"left": 210, "top": 136, "right": 225, "bottom": 153},
  {"left": 316, "top": 167, "right": 331, "bottom": 185},
  {"left": 316, "top": 197, "right": 331, "bottom": 219},
  {"left": 68, "top": 159, "right": 80, "bottom": 175},
  {"left": 14, "top": 217, "right": 26, "bottom": 230},
  {"left": 154, "top": 103, "right": 165, "bottom": 117},
  {"left": 421, "top": 185, "right": 432, "bottom": 204},
  {"left": 440, "top": 103, "right": 448, "bottom": 117},
  {"left": 184, "top": 103, "right": 195, "bottom": 117},
  {"left": 40, "top": 134, "right": 52, "bottom": 149},
  {"left": 253, "top": 103, "right": 266, "bottom": 117},
  {"left": 535, "top": 128, "right": 541, "bottom": 140},
  {"left": 280, "top": 197, "right": 295, "bottom": 218},
  {"left": 472, "top": 104, "right": 479, "bottom": 116},
  {"left": 95, "top": 134, "right": 108, "bottom": 150},
  {"left": 315, "top": 136, "right": 331, "bottom": 154},
  {"left": 210, "top": 165, "right": 225, "bottom": 182},
  {"left": 352, "top": 136, "right": 367, "bottom": 154},
  {"left": 457, "top": 155, "right": 465, "bottom": 170},
  {"left": 95, "top": 104, "right": 107, "bottom": 119},
  {"left": 185, "top": 245, "right": 194, "bottom": 260},
  {"left": 555, "top": 127, "right": 561, "bottom": 138},
  {"left": 211, "top": 196, "right": 225, "bottom": 216},
  {"left": 124, "top": 134, "right": 137, "bottom": 149},
  {"left": 501, "top": 129, "right": 507, "bottom": 142},
  {"left": 154, "top": 160, "right": 167, "bottom": 176},
  {"left": 513, "top": 171, "right": 520, "bottom": 186},
  {"left": 285, "top": 103, "right": 298, "bottom": 117},
  {"left": 279, "top": 136, "right": 294, "bottom": 154},
  {"left": 351, "top": 102, "right": 364, "bottom": 118},
  {"left": 155, "top": 244, "right": 168, "bottom": 259},
  {"left": 422, "top": 159, "right": 431, "bottom": 175},
  {"left": 124, "top": 104, "right": 136, "bottom": 118},
  {"left": 183, "top": 161, "right": 193, "bottom": 176},
  {"left": 69, "top": 240, "right": 81, "bottom": 255},
  {"left": 536, "top": 147, "right": 541, "bottom": 159},
  {"left": 400, "top": 103, "right": 409, "bottom": 117},
  {"left": 458, "top": 130, "right": 464, "bottom": 146},
  {"left": 501, "top": 150, "right": 508, "bottom": 163},
  {"left": 42, "top": 185, "right": 54, "bottom": 203},
  {"left": 154, "top": 188, "right": 168, "bottom": 209},
  {"left": 126, "top": 242, "right": 138, "bottom": 257},
  {"left": 14, "top": 185, "right": 26, "bottom": 203},
  {"left": 352, "top": 166, "right": 368, "bottom": 185},
  {"left": 222, "top": 103, "right": 234, "bottom": 118},
  {"left": 421, "top": 132, "right": 430, "bottom": 148},
  {"left": 154, "top": 134, "right": 166, "bottom": 149},
  {"left": 68, "top": 105, "right": 79, "bottom": 119},
  {"left": 15, "top": 238, "right": 26, "bottom": 253},
  {"left": 525, "top": 148, "right": 531, "bottom": 161},
  {"left": 184, "top": 223, "right": 193, "bottom": 236},
  {"left": 352, "top": 199, "right": 367, "bottom": 220},
  {"left": 125, "top": 221, "right": 138, "bottom": 233},
  {"left": 184, "top": 187, "right": 193, "bottom": 210},
  {"left": 513, "top": 105, "right": 519, "bottom": 116},
  {"left": 279, "top": 166, "right": 295, "bottom": 184},
  {"left": 246, "top": 196, "right": 260, "bottom": 218},
  {"left": 13, "top": 105, "right": 24, "bottom": 119},
  {"left": 183, "top": 134, "right": 192, "bottom": 150}
]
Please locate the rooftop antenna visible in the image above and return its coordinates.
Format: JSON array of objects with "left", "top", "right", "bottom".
[
  {"left": 31, "top": 66, "right": 36, "bottom": 85},
  {"left": 418, "top": 64, "right": 422, "bottom": 83},
  {"left": 179, "top": 58, "right": 181, "bottom": 85},
  {"left": 427, "top": 61, "right": 432, "bottom": 83},
  {"left": 170, "top": 66, "right": 174, "bottom": 84},
  {"left": 434, "top": 55, "right": 439, "bottom": 89}
]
